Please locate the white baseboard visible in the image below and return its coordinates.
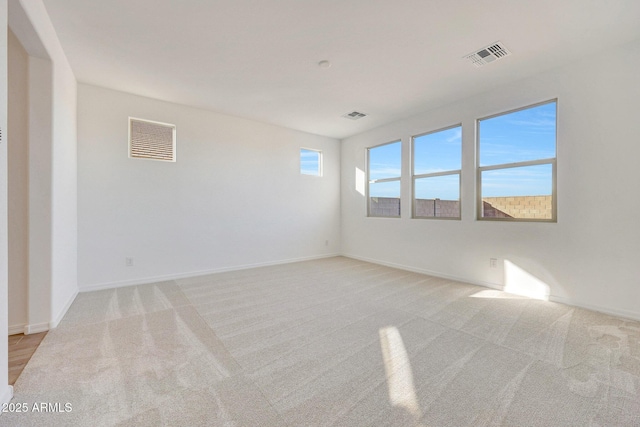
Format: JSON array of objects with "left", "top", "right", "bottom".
[
  {"left": 8, "top": 324, "right": 26, "bottom": 336},
  {"left": 75, "top": 251, "right": 640, "bottom": 322},
  {"left": 49, "top": 288, "right": 79, "bottom": 329},
  {"left": 7, "top": 289, "right": 79, "bottom": 336},
  {"left": 24, "top": 322, "right": 49, "bottom": 335},
  {"left": 80, "top": 253, "right": 342, "bottom": 293},
  {"left": 343, "top": 253, "right": 640, "bottom": 322},
  {"left": 0, "top": 385, "right": 13, "bottom": 407},
  {"left": 343, "top": 253, "right": 503, "bottom": 291},
  {"left": 549, "top": 294, "right": 640, "bottom": 322}
]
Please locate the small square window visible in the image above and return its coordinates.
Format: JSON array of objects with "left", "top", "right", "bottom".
[{"left": 300, "top": 148, "right": 322, "bottom": 176}]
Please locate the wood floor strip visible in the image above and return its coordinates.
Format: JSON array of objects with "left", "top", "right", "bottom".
[{"left": 7, "top": 332, "right": 47, "bottom": 385}]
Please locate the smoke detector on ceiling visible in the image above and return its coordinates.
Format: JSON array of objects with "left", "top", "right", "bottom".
[
  {"left": 464, "top": 42, "right": 511, "bottom": 67},
  {"left": 342, "top": 111, "right": 367, "bottom": 120}
]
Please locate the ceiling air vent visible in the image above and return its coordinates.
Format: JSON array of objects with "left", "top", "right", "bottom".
[
  {"left": 129, "top": 117, "right": 176, "bottom": 162},
  {"left": 343, "top": 111, "right": 367, "bottom": 120},
  {"left": 464, "top": 42, "right": 511, "bottom": 67}
]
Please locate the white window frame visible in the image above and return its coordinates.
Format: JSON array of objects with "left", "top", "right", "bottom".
[
  {"left": 367, "top": 140, "right": 402, "bottom": 218},
  {"left": 411, "top": 124, "right": 462, "bottom": 220},
  {"left": 300, "top": 148, "right": 323, "bottom": 177},
  {"left": 476, "top": 99, "right": 557, "bottom": 222}
]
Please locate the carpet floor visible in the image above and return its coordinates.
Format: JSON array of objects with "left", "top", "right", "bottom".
[{"left": 2, "top": 256, "right": 639, "bottom": 426}]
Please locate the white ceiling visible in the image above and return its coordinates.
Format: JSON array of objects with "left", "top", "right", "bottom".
[{"left": 42, "top": 0, "right": 640, "bottom": 139}]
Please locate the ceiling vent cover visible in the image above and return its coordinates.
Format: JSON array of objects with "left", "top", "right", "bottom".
[
  {"left": 464, "top": 42, "right": 511, "bottom": 67},
  {"left": 129, "top": 117, "right": 176, "bottom": 162},
  {"left": 343, "top": 111, "right": 367, "bottom": 120}
]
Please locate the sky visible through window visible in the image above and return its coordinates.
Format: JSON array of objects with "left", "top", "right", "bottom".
[
  {"left": 480, "top": 101, "right": 556, "bottom": 198},
  {"left": 369, "top": 142, "right": 401, "bottom": 181},
  {"left": 300, "top": 149, "right": 321, "bottom": 176},
  {"left": 414, "top": 126, "right": 461, "bottom": 176},
  {"left": 369, "top": 141, "right": 401, "bottom": 197},
  {"left": 414, "top": 126, "right": 461, "bottom": 201},
  {"left": 368, "top": 102, "right": 556, "bottom": 200}
]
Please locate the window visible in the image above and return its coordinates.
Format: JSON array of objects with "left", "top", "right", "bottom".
[
  {"left": 412, "top": 125, "right": 462, "bottom": 219},
  {"left": 128, "top": 117, "right": 176, "bottom": 162},
  {"left": 300, "top": 148, "right": 322, "bottom": 176},
  {"left": 477, "top": 100, "right": 557, "bottom": 221},
  {"left": 367, "top": 140, "right": 401, "bottom": 217}
]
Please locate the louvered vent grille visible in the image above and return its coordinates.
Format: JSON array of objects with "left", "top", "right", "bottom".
[
  {"left": 464, "top": 42, "right": 511, "bottom": 67},
  {"left": 129, "top": 118, "right": 176, "bottom": 162},
  {"left": 343, "top": 111, "right": 367, "bottom": 120}
]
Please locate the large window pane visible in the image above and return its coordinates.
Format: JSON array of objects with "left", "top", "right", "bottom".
[
  {"left": 368, "top": 140, "right": 401, "bottom": 218},
  {"left": 369, "top": 141, "right": 401, "bottom": 181},
  {"left": 481, "top": 164, "right": 553, "bottom": 219},
  {"left": 479, "top": 102, "right": 556, "bottom": 167},
  {"left": 478, "top": 100, "right": 557, "bottom": 222},
  {"left": 414, "top": 126, "right": 461, "bottom": 175},
  {"left": 411, "top": 125, "right": 462, "bottom": 220},
  {"left": 415, "top": 174, "right": 460, "bottom": 218}
]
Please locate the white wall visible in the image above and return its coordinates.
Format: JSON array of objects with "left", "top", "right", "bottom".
[
  {"left": 78, "top": 84, "right": 341, "bottom": 289},
  {"left": 26, "top": 55, "right": 53, "bottom": 331},
  {"left": 48, "top": 31, "right": 77, "bottom": 327},
  {"left": 9, "top": 0, "right": 77, "bottom": 332},
  {"left": 7, "top": 28, "right": 28, "bottom": 332},
  {"left": 1, "top": 0, "right": 13, "bottom": 407},
  {"left": 341, "top": 38, "right": 640, "bottom": 321}
]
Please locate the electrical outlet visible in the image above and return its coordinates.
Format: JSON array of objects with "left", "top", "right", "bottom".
[
  {"left": 325, "top": 240, "right": 329, "bottom": 246},
  {"left": 126, "top": 257, "right": 134, "bottom": 267},
  {"left": 489, "top": 258, "right": 498, "bottom": 269}
]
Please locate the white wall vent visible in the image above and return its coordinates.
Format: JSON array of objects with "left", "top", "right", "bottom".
[
  {"left": 128, "top": 117, "right": 176, "bottom": 162},
  {"left": 464, "top": 42, "right": 511, "bottom": 67},
  {"left": 342, "top": 111, "right": 367, "bottom": 120}
]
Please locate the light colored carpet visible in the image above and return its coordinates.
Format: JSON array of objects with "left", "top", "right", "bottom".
[{"left": 2, "top": 257, "right": 639, "bottom": 426}]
